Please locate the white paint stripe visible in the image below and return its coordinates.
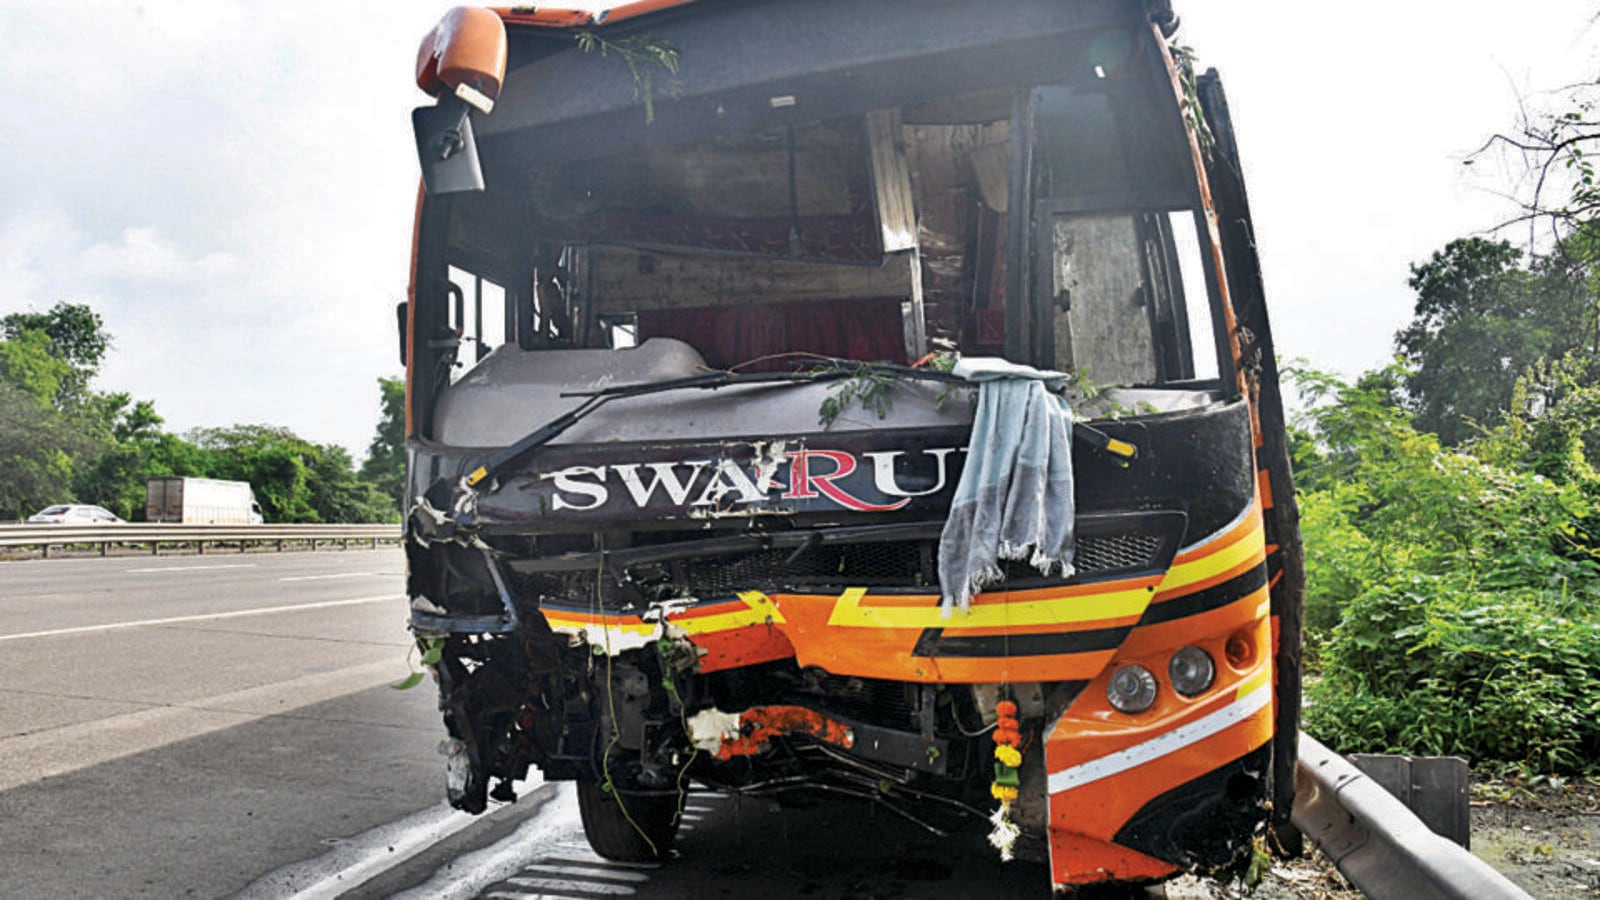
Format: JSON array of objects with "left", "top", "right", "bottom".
[
  {"left": 123, "top": 563, "right": 258, "bottom": 573},
  {"left": 388, "top": 788, "right": 582, "bottom": 900},
  {"left": 1176, "top": 501, "right": 1255, "bottom": 555},
  {"left": 1047, "top": 682, "right": 1273, "bottom": 795},
  {"left": 0, "top": 595, "right": 399, "bottom": 642},
  {"left": 279, "top": 572, "right": 384, "bottom": 582},
  {"left": 522, "top": 863, "right": 650, "bottom": 883},
  {"left": 504, "top": 876, "right": 636, "bottom": 895}
]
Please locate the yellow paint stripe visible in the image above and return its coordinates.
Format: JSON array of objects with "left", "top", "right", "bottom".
[
  {"left": 671, "top": 591, "right": 787, "bottom": 634},
  {"left": 1233, "top": 665, "right": 1271, "bottom": 700},
  {"left": 826, "top": 585, "right": 1152, "bottom": 630},
  {"left": 542, "top": 612, "right": 654, "bottom": 635},
  {"left": 1156, "top": 519, "right": 1266, "bottom": 597}
]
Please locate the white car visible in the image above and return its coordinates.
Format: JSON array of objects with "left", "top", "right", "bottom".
[{"left": 27, "top": 504, "right": 125, "bottom": 524}]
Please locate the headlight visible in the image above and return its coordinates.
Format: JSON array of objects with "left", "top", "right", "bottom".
[
  {"left": 1169, "top": 646, "right": 1215, "bottom": 697},
  {"left": 1107, "top": 664, "right": 1158, "bottom": 713}
]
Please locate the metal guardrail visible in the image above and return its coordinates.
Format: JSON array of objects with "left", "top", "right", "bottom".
[
  {"left": 0, "top": 523, "right": 400, "bottom": 558},
  {"left": 1292, "top": 732, "right": 1532, "bottom": 900}
]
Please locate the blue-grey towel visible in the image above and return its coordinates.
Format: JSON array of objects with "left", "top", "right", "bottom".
[{"left": 938, "top": 358, "right": 1076, "bottom": 613}]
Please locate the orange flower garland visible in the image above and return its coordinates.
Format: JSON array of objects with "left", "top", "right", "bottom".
[{"left": 988, "top": 699, "right": 1023, "bottom": 859}]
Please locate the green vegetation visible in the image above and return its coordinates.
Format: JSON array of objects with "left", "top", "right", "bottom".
[
  {"left": 0, "top": 302, "right": 402, "bottom": 523},
  {"left": 1292, "top": 363, "right": 1600, "bottom": 774}
]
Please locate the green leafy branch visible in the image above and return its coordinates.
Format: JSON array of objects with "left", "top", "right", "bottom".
[
  {"left": 816, "top": 362, "right": 900, "bottom": 426},
  {"left": 575, "top": 31, "right": 682, "bottom": 124},
  {"left": 1168, "top": 43, "right": 1215, "bottom": 162},
  {"left": 392, "top": 636, "right": 445, "bottom": 690}
]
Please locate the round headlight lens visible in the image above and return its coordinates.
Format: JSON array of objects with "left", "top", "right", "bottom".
[
  {"left": 1107, "top": 664, "right": 1158, "bottom": 714},
  {"left": 1169, "top": 646, "right": 1215, "bottom": 697}
]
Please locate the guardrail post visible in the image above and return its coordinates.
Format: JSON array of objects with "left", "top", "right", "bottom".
[
  {"left": 1350, "top": 753, "right": 1470, "bottom": 849},
  {"left": 1293, "top": 733, "right": 1531, "bottom": 899}
]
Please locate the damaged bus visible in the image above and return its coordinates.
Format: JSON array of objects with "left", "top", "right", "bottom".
[{"left": 401, "top": 0, "right": 1304, "bottom": 890}]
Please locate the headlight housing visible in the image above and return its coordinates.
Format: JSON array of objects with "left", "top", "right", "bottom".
[
  {"left": 1107, "top": 664, "right": 1158, "bottom": 713},
  {"left": 1169, "top": 646, "right": 1215, "bottom": 697}
]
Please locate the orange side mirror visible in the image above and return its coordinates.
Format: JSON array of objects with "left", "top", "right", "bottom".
[{"left": 416, "top": 7, "right": 508, "bottom": 109}]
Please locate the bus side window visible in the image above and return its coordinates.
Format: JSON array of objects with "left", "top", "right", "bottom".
[{"left": 445, "top": 266, "right": 507, "bottom": 378}]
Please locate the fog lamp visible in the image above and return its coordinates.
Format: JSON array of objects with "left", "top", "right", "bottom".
[
  {"left": 1169, "top": 646, "right": 1215, "bottom": 697},
  {"left": 1107, "top": 664, "right": 1158, "bottom": 713}
]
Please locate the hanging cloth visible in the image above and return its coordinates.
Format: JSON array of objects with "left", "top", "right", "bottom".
[{"left": 938, "top": 357, "right": 1076, "bottom": 613}]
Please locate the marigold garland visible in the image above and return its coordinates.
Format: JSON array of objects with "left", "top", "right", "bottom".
[{"left": 988, "top": 698, "right": 1023, "bottom": 861}]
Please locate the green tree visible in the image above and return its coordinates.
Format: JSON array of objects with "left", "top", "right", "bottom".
[
  {"left": 188, "top": 423, "right": 398, "bottom": 523},
  {"left": 1, "top": 302, "right": 110, "bottom": 407},
  {"left": 190, "top": 424, "right": 318, "bottom": 522},
  {"left": 0, "top": 329, "right": 72, "bottom": 406},
  {"left": 69, "top": 398, "right": 217, "bottom": 520},
  {"left": 0, "top": 383, "right": 93, "bottom": 519},
  {"left": 310, "top": 443, "right": 400, "bottom": 524},
  {"left": 1395, "top": 237, "right": 1599, "bottom": 445},
  {"left": 360, "top": 376, "right": 406, "bottom": 511}
]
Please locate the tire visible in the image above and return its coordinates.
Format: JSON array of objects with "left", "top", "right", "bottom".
[{"left": 575, "top": 780, "right": 682, "bottom": 863}]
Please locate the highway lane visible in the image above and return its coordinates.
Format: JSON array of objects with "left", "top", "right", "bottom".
[{"left": 0, "top": 549, "right": 444, "bottom": 898}]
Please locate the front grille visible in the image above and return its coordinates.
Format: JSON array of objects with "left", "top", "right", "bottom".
[{"left": 1076, "top": 531, "right": 1167, "bottom": 574}]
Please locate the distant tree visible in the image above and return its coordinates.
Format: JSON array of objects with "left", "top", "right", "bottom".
[
  {"left": 189, "top": 424, "right": 317, "bottom": 522},
  {"left": 1, "top": 302, "right": 110, "bottom": 406},
  {"left": 310, "top": 443, "right": 400, "bottom": 524},
  {"left": 1396, "top": 237, "right": 1599, "bottom": 445},
  {"left": 70, "top": 398, "right": 216, "bottom": 520},
  {"left": 0, "top": 329, "right": 72, "bottom": 406},
  {"left": 189, "top": 423, "right": 398, "bottom": 523},
  {"left": 0, "top": 383, "right": 94, "bottom": 519},
  {"left": 360, "top": 376, "right": 406, "bottom": 511}
]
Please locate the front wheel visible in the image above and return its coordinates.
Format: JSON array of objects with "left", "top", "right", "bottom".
[{"left": 575, "top": 781, "right": 682, "bottom": 863}]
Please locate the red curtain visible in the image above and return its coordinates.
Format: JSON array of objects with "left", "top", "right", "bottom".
[{"left": 638, "top": 297, "right": 907, "bottom": 372}]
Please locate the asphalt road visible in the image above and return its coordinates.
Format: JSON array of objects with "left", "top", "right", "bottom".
[{"left": 0, "top": 550, "right": 1189, "bottom": 899}]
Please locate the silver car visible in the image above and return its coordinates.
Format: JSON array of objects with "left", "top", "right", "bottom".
[{"left": 27, "top": 504, "right": 125, "bottom": 524}]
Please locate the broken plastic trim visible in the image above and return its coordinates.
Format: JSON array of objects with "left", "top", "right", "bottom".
[{"left": 408, "top": 546, "right": 521, "bottom": 635}]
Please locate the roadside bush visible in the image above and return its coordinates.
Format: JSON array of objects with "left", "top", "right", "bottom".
[
  {"left": 1305, "top": 583, "right": 1600, "bottom": 773},
  {"left": 1292, "top": 365, "right": 1600, "bottom": 774}
]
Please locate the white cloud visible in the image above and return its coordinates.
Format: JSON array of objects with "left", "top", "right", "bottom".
[{"left": 77, "top": 227, "right": 236, "bottom": 283}]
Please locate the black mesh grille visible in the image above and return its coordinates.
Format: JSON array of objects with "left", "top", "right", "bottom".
[
  {"left": 1076, "top": 532, "right": 1167, "bottom": 574},
  {"left": 512, "top": 532, "right": 1170, "bottom": 609},
  {"left": 680, "top": 542, "right": 929, "bottom": 596}
]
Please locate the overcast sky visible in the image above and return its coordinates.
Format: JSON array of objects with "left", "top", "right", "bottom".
[{"left": 1, "top": 1, "right": 1596, "bottom": 459}]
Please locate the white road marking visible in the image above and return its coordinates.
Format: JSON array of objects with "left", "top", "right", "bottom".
[
  {"left": 0, "top": 595, "right": 399, "bottom": 642},
  {"left": 501, "top": 876, "right": 636, "bottom": 895},
  {"left": 520, "top": 862, "right": 650, "bottom": 883},
  {"left": 388, "top": 789, "right": 590, "bottom": 900},
  {"left": 123, "top": 563, "right": 258, "bottom": 573},
  {"left": 237, "top": 780, "right": 558, "bottom": 900},
  {"left": 279, "top": 572, "right": 384, "bottom": 582}
]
